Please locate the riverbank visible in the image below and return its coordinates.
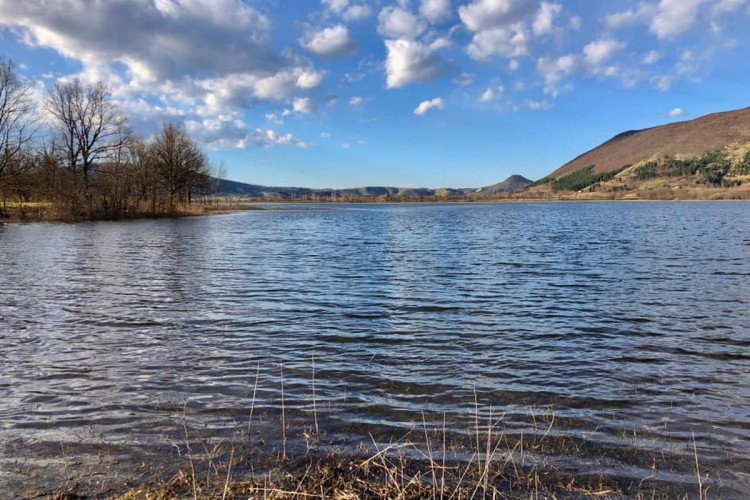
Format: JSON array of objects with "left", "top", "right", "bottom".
[
  {"left": 19, "top": 409, "right": 716, "bottom": 500},
  {"left": 0, "top": 201, "right": 259, "bottom": 223}
]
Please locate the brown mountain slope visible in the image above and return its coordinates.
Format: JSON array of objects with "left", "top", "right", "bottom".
[{"left": 549, "top": 107, "right": 750, "bottom": 178}]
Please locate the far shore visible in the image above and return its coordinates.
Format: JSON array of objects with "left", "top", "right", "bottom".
[{"left": 3, "top": 189, "right": 749, "bottom": 224}]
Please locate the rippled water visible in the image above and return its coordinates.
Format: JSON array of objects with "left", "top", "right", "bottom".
[{"left": 1, "top": 202, "right": 749, "bottom": 495}]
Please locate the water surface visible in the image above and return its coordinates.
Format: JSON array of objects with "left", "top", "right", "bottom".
[{"left": 1, "top": 202, "right": 749, "bottom": 494}]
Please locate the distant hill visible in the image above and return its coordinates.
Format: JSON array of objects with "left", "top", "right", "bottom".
[
  {"left": 549, "top": 107, "right": 750, "bottom": 178},
  {"left": 524, "top": 107, "right": 750, "bottom": 199},
  {"left": 215, "top": 175, "right": 532, "bottom": 200}
]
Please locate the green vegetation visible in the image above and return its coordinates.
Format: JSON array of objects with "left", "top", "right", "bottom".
[
  {"left": 731, "top": 150, "right": 750, "bottom": 176},
  {"left": 633, "top": 162, "right": 658, "bottom": 180},
  {"left": 528, "top": 176, "right": 552, "bottom": 188},
  {"left": 551, "top": 165, "right": 626, "bottom": 192}
]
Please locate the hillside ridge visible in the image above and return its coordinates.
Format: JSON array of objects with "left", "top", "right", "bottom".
[{"left": 550, "top": 106, "right": 750, "bottom": 179}]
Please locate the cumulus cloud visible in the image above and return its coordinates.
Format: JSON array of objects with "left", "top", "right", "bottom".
[
  {"left": 480, "top": 86, "right": 505, "bottom": 102},
  {"left": 297, "top": 70, "right": 326, "bottom": 89},
  {"left": 349, "top": 96, "right": 365, "bottom": 106},
  {"left": 459, "top": 0, "right": 538, "bottom": 61},
  {"left": 420, "top": 0, "right": 453, "bottom": 24},
  {"left": 301, "top": 25, "right": 358, "bottom": 59},
  {"left": 414, "top": 97, "right": 445, "bottom": 115},
  {"left": 342, "top": 5, "right": 372, "bottom": 21},
  {"left": 459, "top": 0, "right": 536, "bottom": 32},
  {"left": 0, "top": 0, "right": 281, "bottom": 84},
  {"left": 532, "top": 2, "right": 562, "bottom": 36},
  {"left": 667, "top": 107, "right": 686, "bottom": 118},
  {"left": 0, "top": 0, "right": 330, "bottom": 153},
  {"left": 246, "top": 129, "right": 308, "bottom": 149},
  {"left": 378, "top": 6, "right": 427, "bottom": 40},
  {"left": 467, "top": 24, "right": 530, "bottom": 61},
  {"left": 583, "top": 38, "right": 626, "bottom": 67},
  {"left": 385, "top": 39, "right": 449, "bottom": 88},
  {"left": 536, "top": 54, "right": 578, "bottom": 94},
  {"left": 650, "top": 0, "right": 707, "bottom": 38},
  {"left": 604, "top": 4, "right": 655, "bottom": 29},
  {"left": 292, "top": 97, "right": 314, "bottom": 114},
  {"left": 322, "top": 0, "right": 371, "bottom": 22}
]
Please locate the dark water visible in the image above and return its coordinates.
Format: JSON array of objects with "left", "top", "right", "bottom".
[{"left": 1, "top": 202, "right": 749, "bottom": 494}]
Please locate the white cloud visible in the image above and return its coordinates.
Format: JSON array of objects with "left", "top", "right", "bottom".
[
  {"left": 342, "top": 5, "right": 372, "bottom": 21},
  {"left": 650, "top": 0, "right": 707, "bottom": 38},
  {"left": 297, "top": 70, "right": 325, "bottom": 89},
  {"left": 459, "top": 0, "right": 536, "bottom": 32},
  {"left": 479, "top": 86, "right": 504, "bottom": 102},
  {"left": 532, "top": 2, "right": 562, "bottom": 36},
  {"left": 604, "top": 10, "right": 640, "bottom": 29},
  {"left": 301, "top": 25, "right": 358, "bottom": 59},
  {"left": 712, "top": 0, "right": 748, "bottom": 14},
  {"left": 349, "top": 96, "right": 365, "bottom": 106},
  {"left": 0, "top": 0, "right": 280, "bottom": 84},
  {"left": 467, "top": 24, "right": 529, "bottom": 61},
  {"left": 292, "top": 97, "right": 314, "bottom": 114},
  {"left": 378, "top": 6, "right": 427, "bottom": 40},
  {"left": 668, "top": 107, "right": 686, "bottom": 118},
  {"left": 245, "top": 129, "right": 308, "bottom": 149},
  {"left": 322, "top": 0, "right": 349, "bottom": 14},
  {"left": 453, "top": 72, "right": 475, "bottom": 86},
  {"left": 420, "top": 0, "right": 453, "bottom": 24},
  {"left": 320, "top": 132, "right": 332, "bottom": 138},
  {"left": 414, "top": 97, "right": 445, "bottom": 115},
  {"left": 583, "top": 38, "right": 625, "bottom": 67},
  {"left": 653, "top": 75, "right": 675, "bottom": 91},
  {"left": 342, "top": 142, "right": 351, "bottom": 149},
  {"left": 536, "top": 54, "right": 578, "bottom": 95},
  {"left": 459, "top": 0, "right": 537, "bottom": 61},
  {"left": 642, "top": 50, "right": 661, "bottom": 65},
  {"left": 384, "top": 39, "right": 448, "bottom": 88},
  {"left": 322, "top": 0, "right": 371, "bottom": 21},
  {"left": 526, "top": 99, "right": 551, "bottom": 111}
]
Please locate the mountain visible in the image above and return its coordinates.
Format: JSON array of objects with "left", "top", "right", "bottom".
[
  {"left": 528, "top": 107, "right": 750, "bottom": 198},
  {"left": 215, "top": 175, "right": 532, "bottom": 200},
  {"left": 473, "top": 175, "right": 535, "bottom": 195},
  {"left": 549, "top": 107, "right": 750, "bottom": 179}
]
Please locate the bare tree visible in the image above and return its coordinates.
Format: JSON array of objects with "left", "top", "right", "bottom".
[
  {"left": 0, "top": 58, "right": 38, "bottom": 208},
  {"left": 45, "top": 79, "right": 131, "bottom": 216},
  {"left": 150, "top": 122, "right": 209, "bottom": 212}
]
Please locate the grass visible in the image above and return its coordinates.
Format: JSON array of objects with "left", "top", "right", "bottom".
[
  {"left": 1, "top": 201, "right": 51, "bottom": 208},
  {"left": 29, "top": 357, "right": 727, "bottom": 500}
]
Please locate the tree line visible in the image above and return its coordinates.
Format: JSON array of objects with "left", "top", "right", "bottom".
[{"left": 0, "top": 57, "right": 217, "bottom": 220}]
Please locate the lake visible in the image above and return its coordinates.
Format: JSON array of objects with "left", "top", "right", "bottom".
[{"left": 1, "top": 202, "right": 749, "bottom": 496}]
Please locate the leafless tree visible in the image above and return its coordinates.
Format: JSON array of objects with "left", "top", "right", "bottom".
[
  {"left": 0, "top": 58, "right": 38, "bottom": 207},
  {"left": 150, "top": 122, "right": 209, "bottom": 212},
  {"left": 45, "top": 79, "right": 131, "bottom": 216}
]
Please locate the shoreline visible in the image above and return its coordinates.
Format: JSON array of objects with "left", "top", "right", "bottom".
[{"left": 2, "top": 196, "right": 748, "bottom": 224}]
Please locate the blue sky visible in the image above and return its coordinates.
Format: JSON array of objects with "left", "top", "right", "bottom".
[{"left": 1, "top": 0, "right": 749, "bottom": 188}]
